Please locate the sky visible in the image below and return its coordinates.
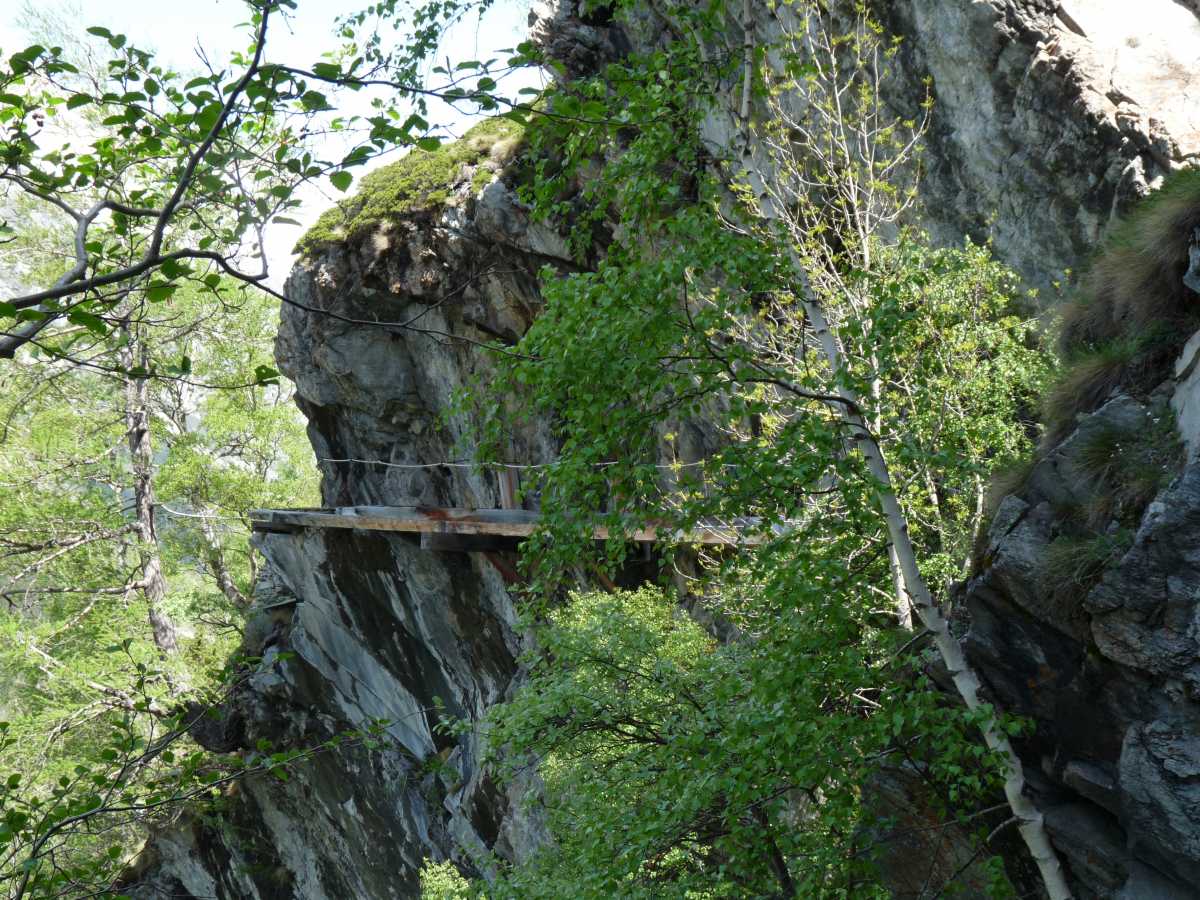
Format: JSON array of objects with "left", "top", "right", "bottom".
[{"left": 0, "top": 0, "right": 540, "bottom": 284}]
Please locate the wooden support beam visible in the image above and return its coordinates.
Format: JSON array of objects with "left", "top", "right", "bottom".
[
  {"left": 498, "top": 469, "right": 519, "bottom": 510},
  {"left": 251, "top": 522, "right": 303, "bottom": 535},
  {"left": 420, "top": 532, "right": 523, "bottom": 553},
  {"left": 249, "top": 505, "right": 772, "bottom": 547}
]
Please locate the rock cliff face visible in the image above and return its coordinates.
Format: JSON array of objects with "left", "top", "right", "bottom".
[
  {"left": 125, "top": 165, "right": 567, "bottom": 900},
  {"left": 885, "top": 0, "right": 1200, "bottom": 290},
  {"left": 124, "top": 2, "right": 1200, "bottom": 897},
  {"left": 962, "top": 385, "right": 1200, "bottom": 899}
]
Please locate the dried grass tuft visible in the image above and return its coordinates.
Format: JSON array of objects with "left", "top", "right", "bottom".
[
  {"left": 1041, "top": 530, "right": 1132, "bottom": 606},
  {"left": 1044, "top": 169, "right": 1200, "bottom": 439},
  {"left": 1062, "top": 169, "right": 1200, "bottom": 350},
  {"left": 1071, "top": 412, "right": 1183, "bottom": 529}
]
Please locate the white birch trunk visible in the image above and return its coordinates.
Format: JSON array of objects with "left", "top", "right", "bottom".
[
  {"left": 748, "top": 192, "right": 1073, "bottom": 898},
  {"left": 803, "top": 291, "right": 1071, "bottom": 899}
]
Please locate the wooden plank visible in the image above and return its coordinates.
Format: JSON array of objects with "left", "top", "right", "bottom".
[
  {"left": 251, "top": 507, "right": 541, "bottom": 537},
  {"left": 249, "top": 506, "right": 773, "bottom": 546}
]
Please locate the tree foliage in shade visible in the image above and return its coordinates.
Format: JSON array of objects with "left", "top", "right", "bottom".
[
  {"left": 0, "top": 0, "right": 544, "bottom": 891},
  {"left": 0, "top": 277, "right": 318, "bottom": 895}
]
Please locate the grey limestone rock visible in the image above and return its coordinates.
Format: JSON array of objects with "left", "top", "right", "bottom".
[{"left": 964, "top": 390, "right": 1200, "bottom": 895}]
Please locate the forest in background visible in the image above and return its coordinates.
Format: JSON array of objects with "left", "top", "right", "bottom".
[{"left": 3, "top": 0, "right": 1179, "bottom": 896}]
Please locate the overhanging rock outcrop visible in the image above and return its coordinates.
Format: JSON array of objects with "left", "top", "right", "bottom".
[
  {"left": 123, "top": 159, "right": 565, "bottom": 899},
  {"left": 124, "top": 1, "right": 1200, "bottom": 896}
]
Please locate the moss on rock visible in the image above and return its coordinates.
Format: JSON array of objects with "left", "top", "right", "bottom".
[{"left": 294, "top": 117, "right": 525, "bottom": 257}]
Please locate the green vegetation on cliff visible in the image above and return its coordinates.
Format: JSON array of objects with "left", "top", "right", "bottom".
[
  {"left": 1048, "top": 168, "right": 1200, "bottom": 442},
  {"left": 295, "top": 117, "right": 525, "bottom": 256},
  {"left": 462, "top": 2, "right": 1057, "bottom": 895}
]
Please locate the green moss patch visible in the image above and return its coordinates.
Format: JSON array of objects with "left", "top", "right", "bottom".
[{"left": 294, "top": 117, "right": 525, "bottom": 257}]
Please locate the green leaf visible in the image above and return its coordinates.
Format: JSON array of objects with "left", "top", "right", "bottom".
[
  {"left": 65, "top": 93, "right": 92, "bottom": 109},
  {"left": 67, "top": 308, "right": 108, "bottom": 335},
  {"left": 402, "top": 113, "right": 428, "bottom": 133},
  {"left": 254, "top": 364, "right": 280, "bottom": 384},
  {"left": 329, "top": 170, "right": 352, "bottom": 192},
  {"left": 145, "top": 281, "right": 176, "bottom": 303},
  {"left": 159, "top": 258, "right": 192, "bottom": 279},
  {"left": 194, "top": 102, "right": 224, "bottom": 134},
  {"left": 300, "top": 90, "right": 330, "bottom": 111}
]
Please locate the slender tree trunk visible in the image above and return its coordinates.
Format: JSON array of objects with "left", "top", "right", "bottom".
[
  {"left": 201, "top": 520, "right": 249, "bottom": 608},
  {"left": 121, "top": 328, "right": 178, "bottom": 654},
  {"left": 870, "top": 366, "right": 915, "bottom": 628},
  {"left": 799, "top": 297, "right": 1070, "bottom": 897}
]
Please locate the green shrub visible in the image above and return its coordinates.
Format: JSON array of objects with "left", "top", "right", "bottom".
[{"left": 419, "top": 859, "right": 477, "bottom": 899}]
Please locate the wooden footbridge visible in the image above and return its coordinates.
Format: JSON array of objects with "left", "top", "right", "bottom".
[{"left": 248, "top": 505, "right": 771, "bottom": 551}]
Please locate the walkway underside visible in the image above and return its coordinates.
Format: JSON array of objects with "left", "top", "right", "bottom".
[{"left": 249, "top": 506, "right": 770, "bottom": 548}]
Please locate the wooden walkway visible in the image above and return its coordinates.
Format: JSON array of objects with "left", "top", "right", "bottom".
[{"left": 249, "top": 506, "right": 770, "bottom": 548}]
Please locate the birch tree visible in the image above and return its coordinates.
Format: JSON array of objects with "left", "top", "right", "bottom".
[{"left": 733, "top": 4, "right": 1069, "bottom": 894}]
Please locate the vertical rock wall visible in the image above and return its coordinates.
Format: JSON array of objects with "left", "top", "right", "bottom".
[{"left": 124, "top": 175, "right": 566, "bottom": 898}]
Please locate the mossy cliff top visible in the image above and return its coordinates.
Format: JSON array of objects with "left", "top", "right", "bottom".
[{"left": 294, "top": 117, "right": 525, "bottom": 257}]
